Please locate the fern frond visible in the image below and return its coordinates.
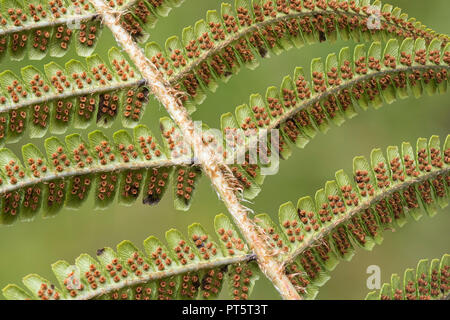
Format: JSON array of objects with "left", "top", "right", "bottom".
[
  {"left": 269, "top": 134, "right": 449, "bottom": 298},
  {"left": 240, "top": 134, "right": 448, "bottom": 299},
  {"left": 143, "top": 0, "right": 449, "bottom": 111},
  {"left": 220, "top": 38, "right": 449, "bottom": 161},
  {"left": 0, "top": 0, "right": 101, "bottom": 61},
  {"left": 366, "top": 254, "right": 449, "bottom": 300},
  {"left": 213, "top": 37, "right": 449, "bottom": 192},
  {"left": 2, "top": 214, "right": 259, "bottom": 300},
  {"left": 0, "top": 118, "right": 211, "bottom": 225},
  {"left": 117, "top": 0, "right": 186, "bottom": 42},
  {"left": 0, "top": 0, "right": 186, "bottom": 62},
  {"left": 3, "top": 135, "right": 447, "bottom": 299},
  {"left": 0, "top": 47, "right": 149, "bottom": 144}
]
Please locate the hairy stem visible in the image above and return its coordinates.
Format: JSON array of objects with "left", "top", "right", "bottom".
[
  {"left": 282, "top": 167, "right": 450, "bottom": 266},
  {"left": 89, "top": 0, "right": 301, "bottom": 300}
]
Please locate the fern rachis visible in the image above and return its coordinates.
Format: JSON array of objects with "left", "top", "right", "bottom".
[{"left": 0, "top": 0, "right": 448, "bottom": 301}]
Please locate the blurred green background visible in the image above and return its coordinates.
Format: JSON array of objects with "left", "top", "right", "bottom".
[{"left": 0, "top": 0, "right": 449, "bottom": 300}]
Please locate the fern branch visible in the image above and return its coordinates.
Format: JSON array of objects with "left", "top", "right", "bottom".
[
  {"left": 0, "top": 0, "right": 186, "bottom": 61},
  {"left": 366, "top": 254, "right": 449, "bottom": 300},
  {"left": 226, "top": 134, "right": 448, "bottom": 299},
  {"left": 0, "top": 0, "right": 103, "bottom": 61},
  {"left": 89, "top": 0, "right": 301, "bottom": 300},
  {"left": 0, "top": 77, "right": 144, "bottom": 114},
  {"left": 269, "top": 134, "right": 450, "bottom": 297},
  {"left": 0, "top": 49, "right": 152, "bottom": 144},
  {"left": 228, "top": 37, "right": 450, "bottom": 142},
  {"left": 217, "top": 38, "right": 449, "bottom": 189},
  {"left": 0, "top": 157, "right": 184, "bottom": 196}
]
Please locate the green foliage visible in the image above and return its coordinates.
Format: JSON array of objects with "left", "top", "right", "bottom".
[
  {"left": 277, "top": 134, "right": 449, "bottom": 298},
  {"left": 3, "top": 134, "right": 448, "bottom": 299},
  {"left": 0, "top": 0, "right": 186, "bottom": 62},
  {"left": 0, "top": 47, "right": 149, "bottom": 144},
  {"left": 366, "top": 254, "right": 449, "bottom": 300},
  {"left": 0, "top": 0, "right": 448, "bottom": 300},
  {"left": 0, "top": 118, "right": 206, "bottom": 225},
  {"left": 219, "top": 38, "right": 449, "bottom": 182},
  {"left": 144, "top": 0, "right": 449, "bottom": 111},
  {"left": 2, "top": 213, "right": 259, "bottom": 300}
]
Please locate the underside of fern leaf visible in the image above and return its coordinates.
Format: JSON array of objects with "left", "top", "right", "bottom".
[
  {"left": 242, "top": 134, "right": 449, "bottom": 299},
  {"left": 366, "top": 254, "right": 449, "bottom": 300},
  {"left": 273, "top": 134, "right": 449, "bottom": 298},
  {"left": 0, "top": 47, "right": 150, "bottom": 144},
  {"left": 214, "top": 37, "right": 449, "bottom": 189},
  {"left": 3, "top": 134, "right": 448, "bottom": 299},
  {"left": 2, "top": 214, "right": 259, "bottom": 300},
  {"left": 0, "top": 0, "right": 186, "bottom": 62},
  {"left": 0, "top": 117, "right": 211, "bottom": 225},
  {"left": 0, "top": 0, "right": 101, "bottom": 61},
  {"left": 143, "top": 0, "right": 449, "bottom": 112}
]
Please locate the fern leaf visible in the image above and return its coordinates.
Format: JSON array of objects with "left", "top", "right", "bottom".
[
  {"left": 217, "top": 38, "right": 449, "bottom": 186},
  {"left": 0, "top": 107, "right": 265, "bottom": 224},
  {"left": 0, "top": 47, "right": 150, "bottom": 144},
  {"left": 240, "top": 134, "right": 448, "bottom": 299},
  {"left": 0, "top": 0, "right": 186, "bottom": 62},
  {"left": 1, "top": 214, "right": 259, "bottom": 300},
  {"left": 366, "top": 254, "right": 449, "bottom": 300},
  {"left": 0, "top": 0, "right": 101, "bottom": 61},
  {"left": 0, "top": 119, "right": 209, "bottom": 225},
  {"left": 4, "top": 135, "right": 447, "bottom": 299},
  {"left": 143, "top": 0, "right": 449, "bottom": 111},
  {"left": 269, "top": 134, "right": 449, "bottom": 298},
  {"left": 226, "top": 38, "right": 449, "bottom": 158},
  {"left": 118, "top": 0, "right": 187, "bottom": 42}
]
